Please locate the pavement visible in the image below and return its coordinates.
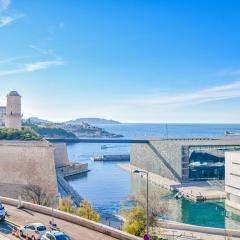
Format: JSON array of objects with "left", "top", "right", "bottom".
[{"left": 1, "top": 204, "right": 117, "bottom": 240}]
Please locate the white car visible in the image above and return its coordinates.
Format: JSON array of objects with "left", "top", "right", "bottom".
[
  {"left": 41, "top": 231, "right": 71, "bottom": 240},
  {"left": 0, "top": 202, "right": 6, "bottom": 221},
  {"left": 19, "top": 223, "right": 47, "bottom": 240}
]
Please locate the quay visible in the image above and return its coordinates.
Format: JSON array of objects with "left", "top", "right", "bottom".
[
  {"left": 119, "top": 164, "right": 226, "bottom": 202},
  {"left": 90, "top": 154, "right": 130, "bottom": 161},
  {"left": 47, "top": 138, "right": 149, "bottom": 144}
]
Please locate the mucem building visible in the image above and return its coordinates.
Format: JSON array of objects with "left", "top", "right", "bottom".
[{"left": 131, "top": 138, "right": 240, "bottom": 183}]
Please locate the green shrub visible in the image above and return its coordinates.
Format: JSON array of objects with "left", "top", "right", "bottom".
[{"left": 0, "top": 128, "right": 42, "bottom": 141}]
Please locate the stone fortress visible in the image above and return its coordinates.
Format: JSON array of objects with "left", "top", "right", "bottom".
[{"left": 0, "top": 91, "right": 86, "bottom": 203}]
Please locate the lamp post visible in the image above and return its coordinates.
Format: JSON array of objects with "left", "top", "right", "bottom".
[
  {"left": 133, "top": 169, "right": 149, "bottom": 237},
  {"left": 51, "top": 193, "right": 61, "bottom": 226}
]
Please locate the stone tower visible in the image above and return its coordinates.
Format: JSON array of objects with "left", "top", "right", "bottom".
[{"left": 5, "top": 91, "right": 22, "bottom": 129}]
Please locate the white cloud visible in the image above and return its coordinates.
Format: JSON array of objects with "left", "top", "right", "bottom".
[
  {"left": 128, "top": 81, "right": 240, "bottom": 107},
  {"left": 0, "top": 60, "right": 65, "bottom": 76},
  {"left": 29, "top": 45, "right": 57, "bottom": 58},
  {"left": 0, "top": 0, "right": 10, "bottom": 11},
  {"left": 0, "top": 56, "right": 28, "bottom": 64},
  {"left": 0, "top": 15, "right": 13, "bottom": 27},
  {"left": 24, "top": 60, "right": 64, "bottom": 72}
]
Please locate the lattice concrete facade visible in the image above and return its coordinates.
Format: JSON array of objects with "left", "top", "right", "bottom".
[{"left": 131, "top": 138, "right": 240, "bottom": 183}]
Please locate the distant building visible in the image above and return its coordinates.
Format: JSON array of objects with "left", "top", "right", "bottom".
[
  {"left": 5, "top": 91, "right": 22, "bottom": 129},
  {"left": 131, "top": 138, "right": 240, "bottom": 183},
  {"left": 0, "top": 107, "right": 6, "bottom": 126},
  {"left": 225, "top": 152, "right": 240, "bottom": 211}
]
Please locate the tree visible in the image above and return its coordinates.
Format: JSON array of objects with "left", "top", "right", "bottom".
[
  {"left": 120, "top": 187, "right": 168, "bottom": 238},
  {"left": 58, "top": 198, "right": 100, "bottom": 222},
  {"left": 122, "top": 206, "right": 146, "bottom": 237},
  {"left": 76, "top": 200, "right": 100, "bottom": 222},
  {"left": 58, "top": 197, "right": 75, "bottom": 214},
  {"left": 23, "top": 185, "right": 52, "bottom": 206}
]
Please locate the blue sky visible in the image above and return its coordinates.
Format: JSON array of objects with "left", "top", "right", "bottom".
[{"left": 1, "top": 0, "right": 240, "bottom": 123}]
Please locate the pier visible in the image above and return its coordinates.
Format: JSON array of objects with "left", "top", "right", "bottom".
[{"left": 91, "top": 154, "right": 130, "bottom": 161}]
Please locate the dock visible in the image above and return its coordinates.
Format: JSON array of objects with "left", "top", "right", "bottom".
[
  {"left": 172, "top": 182, "right": 226, "bottom": 201},
  {"left": 91, "top": 154, "right": 130, "bottom": 161},
  {"left": 120, "top": 164, "right": 226, "bottom": 202}
]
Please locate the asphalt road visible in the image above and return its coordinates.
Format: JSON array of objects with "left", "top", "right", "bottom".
[
  {"left": 3, "top": 204, "right": 117, "bottom": 240},
  {"left": 0, "top": 220, "right": 17, "bottom": 240}
]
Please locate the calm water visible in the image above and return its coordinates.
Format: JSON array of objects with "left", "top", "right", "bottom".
[{"left": 67, "top": 124, "right": 240, "bottom": 229}]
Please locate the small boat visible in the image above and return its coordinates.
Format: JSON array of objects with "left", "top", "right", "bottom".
[
  {"left": 225, "top": 131, "right": 240, "bottom": 136},
  {"left": 101, "top": 145, "right": 108, "bottom": 149}
]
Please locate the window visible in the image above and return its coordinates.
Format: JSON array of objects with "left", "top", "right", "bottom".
[
  {"left": 46, "top": 233, "right": 55, "bottom": 240},
  {"left": 27, "top": 225, "right": 35, "bottom": 230},
  {"left": 37, "top": 226, "right": 46, "bottom": 231},
  {"left": 55, "top": 234, "right": 71, "bottom": 240}
]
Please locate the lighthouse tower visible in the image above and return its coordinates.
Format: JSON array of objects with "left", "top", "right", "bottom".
[{"left": 5, "top": 91, "right": 22, "bottom": 129}]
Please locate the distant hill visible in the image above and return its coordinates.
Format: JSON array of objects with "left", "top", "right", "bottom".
[
  {"left": 26, "top": 117, "right": 53, "bottom": 125},
  {"left": 25, "top": 117, "right": 121, "bottom": 125},
  {"left": 64, "top": 118, "right": 121, "bottom": 125}
]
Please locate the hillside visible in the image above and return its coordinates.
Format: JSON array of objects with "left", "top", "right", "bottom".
[
  {"left": 24, "top": 118, "right": 123, "bottom": 138},
  {"left": 64, "top": 118, "right": 121, "bottom": 125}
]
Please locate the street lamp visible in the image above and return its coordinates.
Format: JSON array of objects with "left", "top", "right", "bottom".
[
  {"left": 51, "top": 193, "right": 61, "bottom": 226},
  {"left": 133, "top": 169, "right": 149, "bottom": 237}
]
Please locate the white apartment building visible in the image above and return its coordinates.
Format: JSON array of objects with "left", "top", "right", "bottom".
[{"left": 225, "top": 152, "right": 240, "bottom": 211}]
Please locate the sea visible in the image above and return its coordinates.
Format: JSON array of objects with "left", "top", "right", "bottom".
[{"left": 66, "top": 124, "right": 240, "bottom": 229}]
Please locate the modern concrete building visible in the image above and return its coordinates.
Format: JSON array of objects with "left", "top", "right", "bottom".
[
  {"left": 225, "top": 152, "right": 240, "bottom": 211},
  {"left": 131, "top": 138, "right": 240, "bottom": 183},
  {"left": 5, "top": 91, "right": 22, "bottom": 129},
  {"left": 0, "top": 106, "right": 6, "bottom": 126}
]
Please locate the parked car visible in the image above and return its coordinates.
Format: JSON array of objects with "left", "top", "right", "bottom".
[
  {"left": 0, "top": 202, "right": 6, "bottom": 221},
  {"left": 19, "top": 223, "right": 47, "bottom": 240},
  {"left": 41, "top": 231, "right": 71, "bottom": 240}
]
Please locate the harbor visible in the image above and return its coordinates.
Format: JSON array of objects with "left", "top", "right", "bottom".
[{"left": 66, "top": 124, "right": 240, "bottom": 230}]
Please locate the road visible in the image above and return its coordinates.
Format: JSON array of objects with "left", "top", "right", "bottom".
[
  {"left": 0, "top": 204, "right": 117, "bottom": 240},
  {"left": 0, "top": 205, "right": 239, "bottom": 240}
]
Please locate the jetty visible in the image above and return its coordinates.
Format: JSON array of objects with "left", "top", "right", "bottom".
[{"left": 91, "top": 154, "right": 130, "bottom": 161}]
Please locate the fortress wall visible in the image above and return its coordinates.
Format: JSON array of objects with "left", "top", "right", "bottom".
[
  {"left": 53, "top": 143, "right": 69, "bottom": 167},
  {"left": 0, "top": 141, "right": 58, "bottom": 196},
  {"left": 131, "top": 140, "right": 183, "bottom": 182}
]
